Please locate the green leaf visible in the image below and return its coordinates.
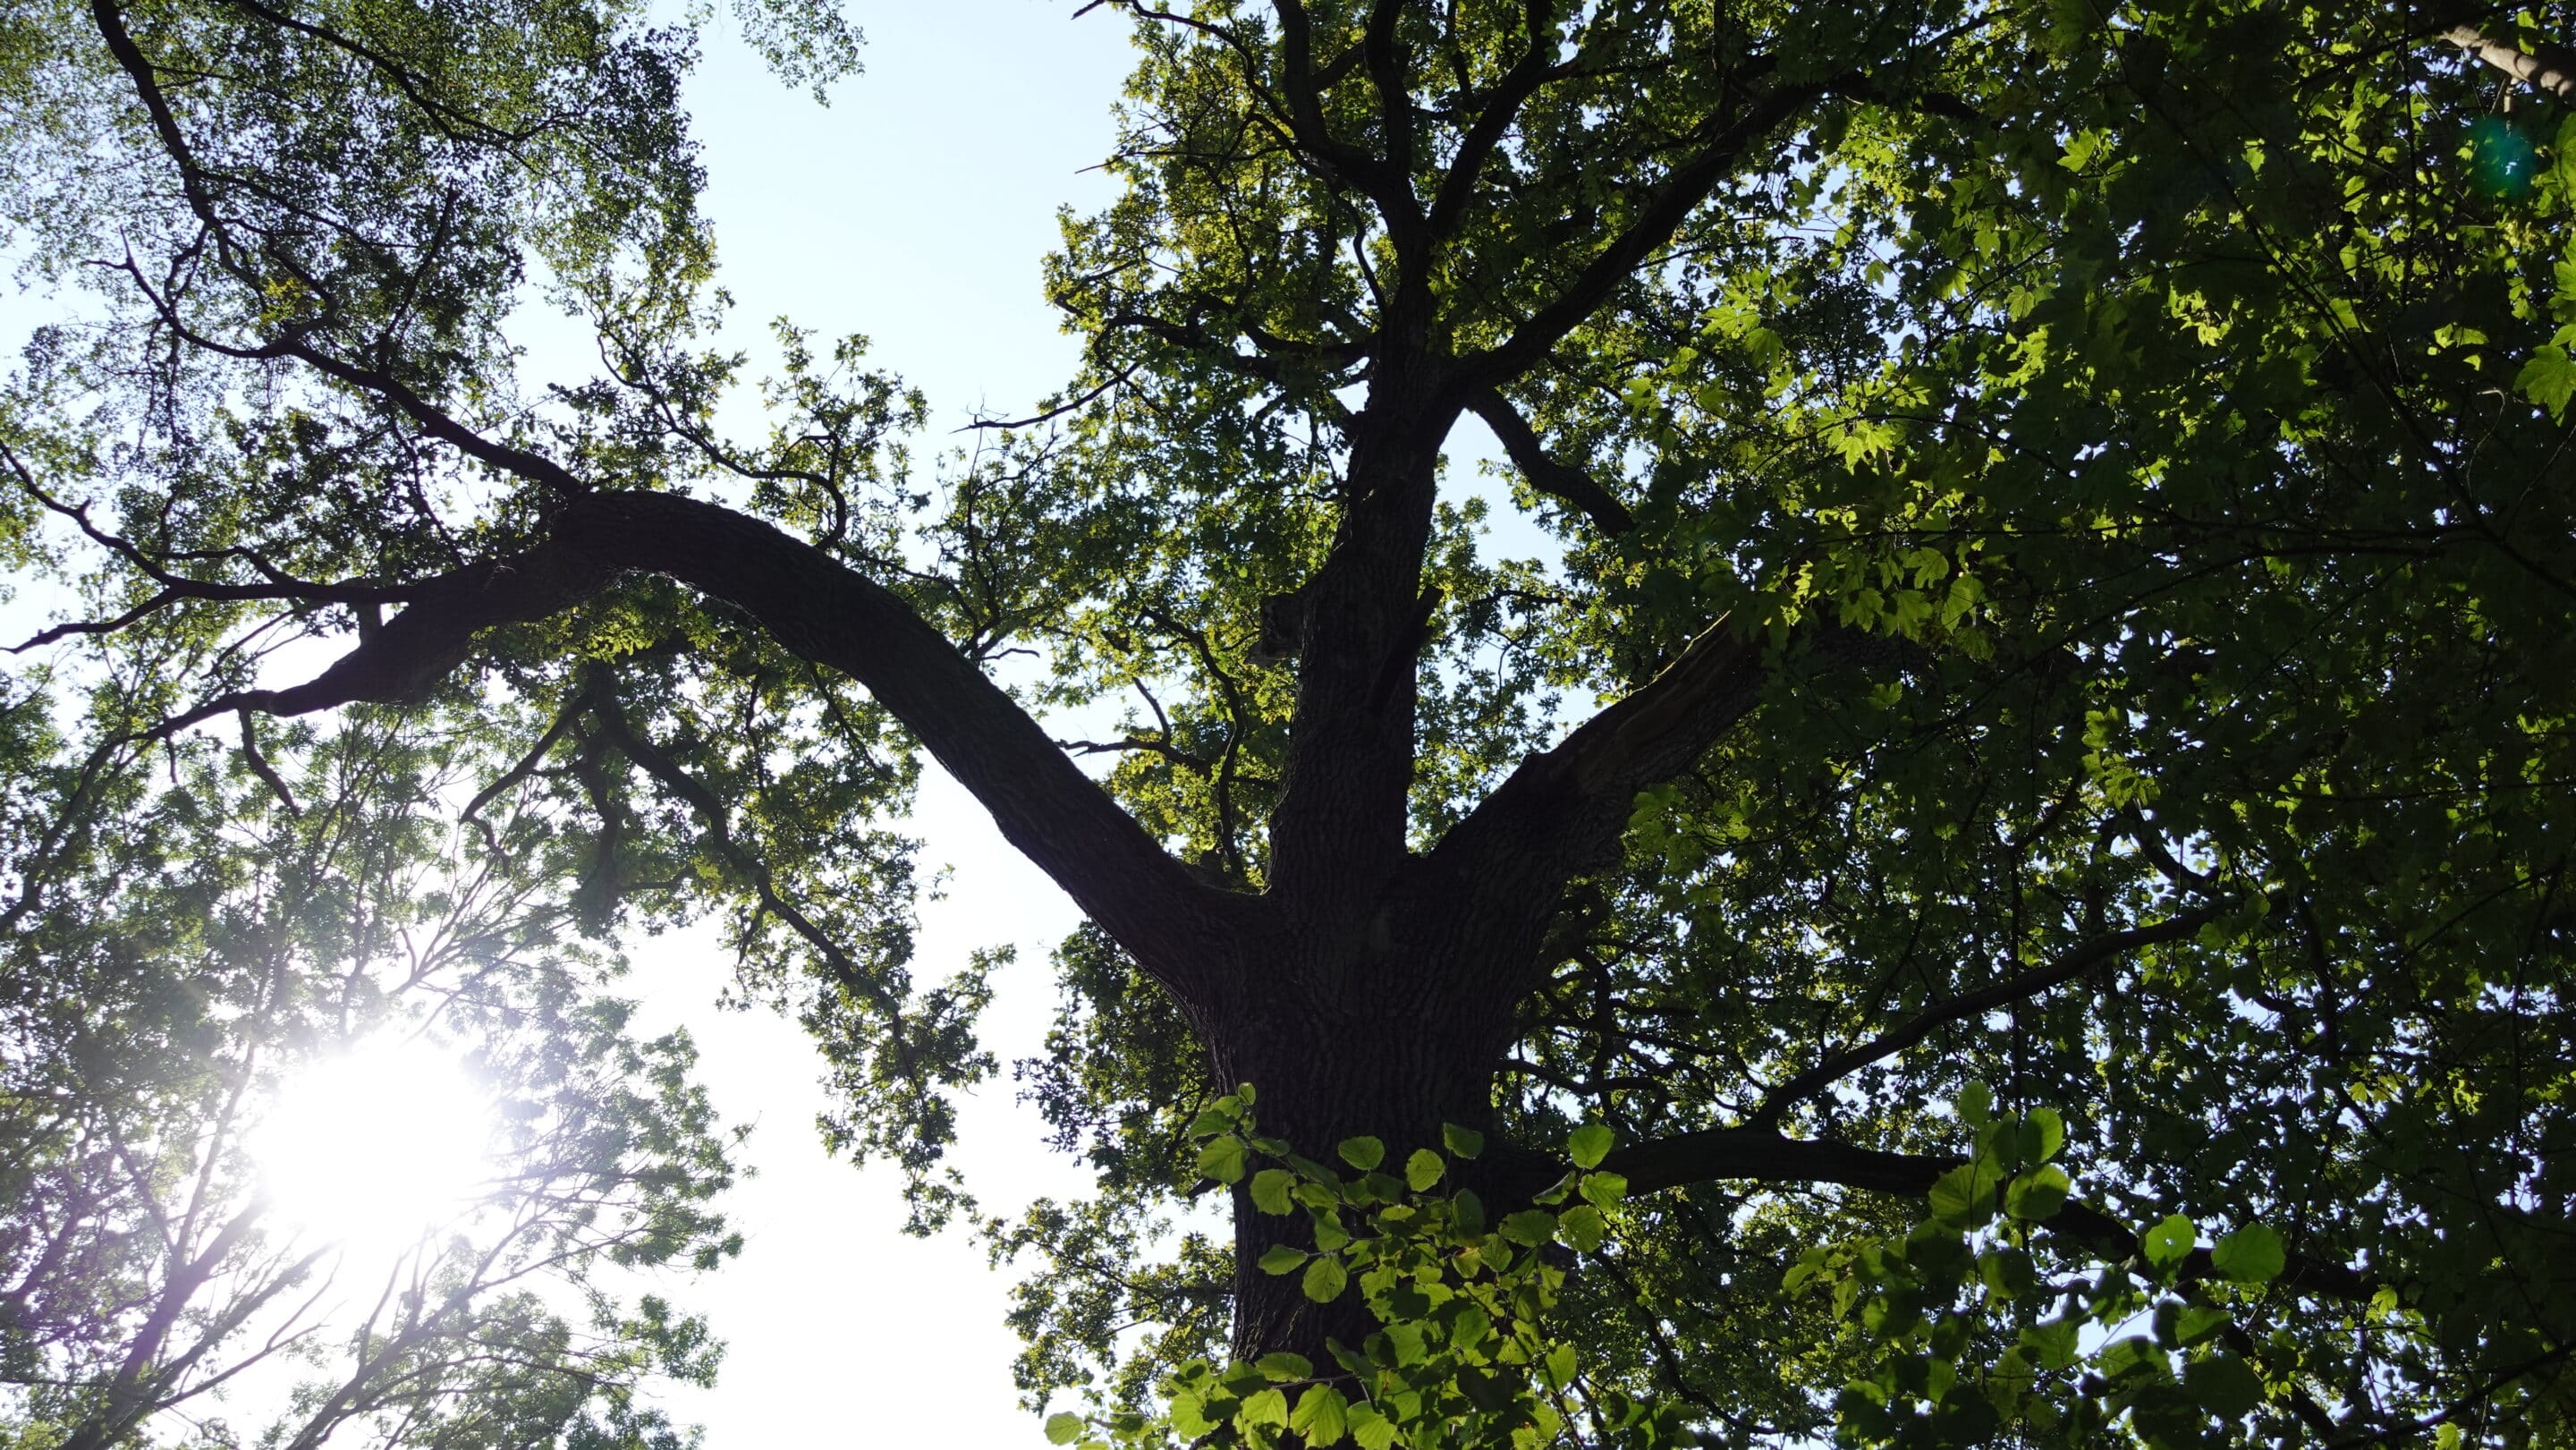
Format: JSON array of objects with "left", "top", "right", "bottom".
[
  {"left": 1579, "top": 1171, "right": 1628, "bottom": 1208},
  {"left": 1450, "top": 1189, "right": 1485, "bottom": 1236},
  {"left": 2099, "top": 1335, "right": 2166, "bottom": 1381},
  {"left": 2021, "top": 1319, "right": 2081, "bottom": 1370},
  {"left": 1290, "top": 1385, "right": 1349, "bottom": 1446},
  {"left": 1500, "top": 1209, "right": 1555, "bottom": 1246},
  {"left": 1928, "top": 1164, "right": 1987, "bottom": 1224},
  {"left": 1558, "top": 1204, "right": 1606, "bottom": 1251},
  {"left": 1567, "top": 1123, "right": 1614, "bottom": 1169},
  {"left": 1441, "top": 1124, "right": 1484, "bottom": 1159},
  {"left": 1348, "top": 1403, "right": 1398, "bottom": 1450},
  {"left": 1957, "top": 1081, "right": 1993, "bottom": 1125},
  {"left": 1301, "top": 1253, "right": 1348, "bottom": 1303},
  {"left": 2183, "top": 1352, "right": 2267, "bottom": 1418},
  {"left": 2142, "top": 1213, "right": 2197, "bottom": 1270},
  {"left": 1543, "top": 1342, "right": 1579, "bottom": 1390},
  {"left": 2004, "top": 1164, "right": 2071, "bottom": 1221},
  {"left": 1258, "top": 1244, "right": 1309, "bottom": 1275},
  {"left": 2518, "top": 345, "right": 2576, "bottom": 419},
  {"left": 1045, "top": 1412, "right": 1084, "bottom": 1445},
  {"left": 1250, "top": 1168, "right": 1297, "bottom": 1216},
  {"left": 1239, "top": 1387, "right": 1290, "bottom": 1429},
  {"left": 1197, "top": 1134, "right": 1248, "bottom": 1184},
  {"left": 2175, "top": 1305, "right": 2232, "bottom": 1347},
  {"left": 2212, "top": 1224, "right": 2286, "bottom": 1285},
  {"left": 1403, "top": 1148, "right": 1445, "bottom": 1192},
  {"left": 1336, "top": 1136, "right": 1385, "bottom": 1171},
  {"left": 1979, "top": 1246, "right": 2037, "bottom": 1298},
  {"left": 1257, "top": 1352, "right": 1315, "bottom": 1382},
  {"left": 2025, "top": 1107, "right": 2064, "bottom": 1161},
  {"left": 1310, "top": 1213, "right": 1351, "bottom": 1251}
]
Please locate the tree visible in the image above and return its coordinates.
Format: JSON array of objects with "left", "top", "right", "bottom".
[
  {"left": 4, "top": 0, "right": 2575, "bottom": 1444},
  {"left": 0, "top": 704, "right": 740, "bottom": 1450}
]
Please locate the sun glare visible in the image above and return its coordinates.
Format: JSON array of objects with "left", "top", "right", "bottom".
[{"left": 250, "top": 1035, "right": 496, "bottom": 1250}]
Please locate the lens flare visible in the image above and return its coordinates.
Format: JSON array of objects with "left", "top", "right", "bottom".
[
  {"left": 2470, "top": 114, "right": 2537, "bottom": 199},
  {"left": 250, "top": 1035, "right": 493, "bottom": 1249}
]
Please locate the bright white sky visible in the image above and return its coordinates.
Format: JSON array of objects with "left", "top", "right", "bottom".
[{"left": 595, "top": 5, "right": 1140, "bottom": 1445}]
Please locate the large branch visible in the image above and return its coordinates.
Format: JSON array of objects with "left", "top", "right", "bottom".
[
  {"left": 2446, "top": 20, "right": 2576, "bottom": 102},
  {"left": 157, "top": 540, "right": 615, "bottom": 734},
  {"left": 1269, "top": 0, "right": 1419, "bottom": 227},
  {"left": 1424, "top": 1, "right": 1577, "bottom": 240},
  {"left": 1425, "top": 615, "right": 1768, "bottom": 896},
  {"left": 547, "top": 491, "right": 1238, "bottom": 984},
  {"left": 1463, "top": 386, "right": 1635, "bottom": 535}
]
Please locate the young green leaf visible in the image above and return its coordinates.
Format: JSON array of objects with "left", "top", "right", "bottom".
[
  {"left": 1290, "top": 1385, "right": 1349, "bottom": 1446},
  {"left": 2025, "top": 1106, "right": 2065, "bottom": 1161},
  {"left": 1567, "top": 1123, "right": 1614, "bottom": 1169},
  {"left": 1348, "top": 1403, "right": 1398, "bottom": 1450},
  {"left": 1441, "top": 1123, "right": 1484, "bottom": 1159},
  {"left": 1239, "top": 1387, "right": 1290, "bottom": 1429},
  {"left": 1957, "top": 1081, "right": 1994, "bottom": 1125},
  {"left": 1928, "top": 1163, "right": 1987, "bottom": 1225},
  {"left": 1258, "top": 1244, "right": 1309, "bottom": 1275},
  {"left": 1579, "top": 1171, "right": 1627, "bottom": 1209},
  {"left": 1403, "top": 1148, "right": 1445, "bottom": 1191},
  {"left": 2004, "top": 1164, "right": 2071, "bottom": 1221},
  {"left": 1301, "top": 1253, "right": 1348, "bottom": 1303},
  {"left": 1197, "top": 1133, "right": 1249, "bottom": 1184},
  {"left": 2212, "top": 1224, "right": 2286, "bottom": 1285},
  {"left": 1256, "top": 1352, "right": 1315, "bottom": 1382},
  {"left": 2142, "top": 1212, "right": 2197, "bottom": 1270},
  {"left": 1336, "top": 1136, "right": 1385, "bottom": 1171},
  {"left": 1499, "top": 1209, "right": 1556, "bottom": 1246},
  {"left": 1250, "top": 1167, "right": 1297, "bottom": 1216},
  {"left": 1558, "top": 1204, "right": 1607, "bottom": 1251},
  {"left": 1045, "top": 1412, "right": 1084, "bottom": 1445}
]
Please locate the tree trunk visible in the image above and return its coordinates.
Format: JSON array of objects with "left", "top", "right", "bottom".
[{"left": 1194, "top": 906, "right": 1535, "bottom": 1365}]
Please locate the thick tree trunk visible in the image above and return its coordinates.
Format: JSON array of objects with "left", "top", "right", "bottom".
[
  {"left": 1210, "top": 1002, "right": 1499, "bottom": 1363},
  {"left": 1191, "top": 890, "right": 1538, "bottom": 1365}
]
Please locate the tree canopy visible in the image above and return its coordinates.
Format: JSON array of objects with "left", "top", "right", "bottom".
[{"left": 4, "top": 0, "right": 2576, "bottom": 1446}]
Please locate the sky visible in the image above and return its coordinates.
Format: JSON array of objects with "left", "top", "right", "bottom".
[{"left": 590, "top": 5, "right": 1148, "bottom": 1446}]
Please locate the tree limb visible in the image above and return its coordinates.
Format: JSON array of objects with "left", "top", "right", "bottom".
[
  {"left": 2445, "top": 20, "right": 2576, "bottom": 103},
  {"left": 547, "top": 490, "right": 1243, "bottom": 988},
  {"left": 1462, "top": 386, "right": 1635, "bottom": 535}
]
